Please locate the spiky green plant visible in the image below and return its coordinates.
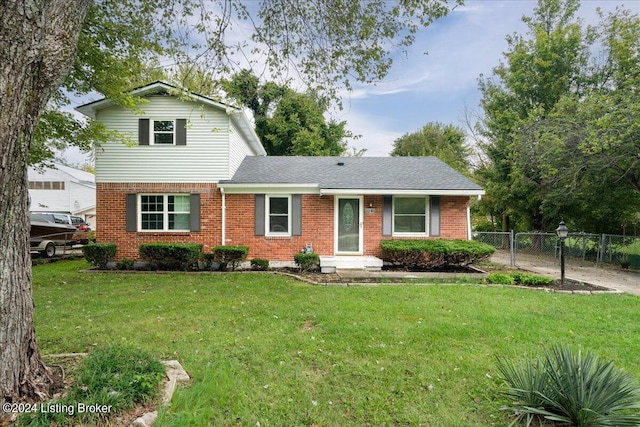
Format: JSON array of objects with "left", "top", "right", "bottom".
[{"left": 497, "top": 344, "right": 640, "bottom": 427}]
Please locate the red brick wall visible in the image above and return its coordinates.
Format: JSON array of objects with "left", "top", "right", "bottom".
[
  {"left": 225, "top": 194, "right": 471, "bottom": 261},
  {"left": 363, "top": 195, "right": 470, "bottom": 258},
  {"left": 96, "top": 183, "right": 222, "bottom": 260},
  {"left": 440, "top": 196, "right": 471, "bottom": 239},
  {"left": 225, "top": 194, "right": 335, "bottom": 261},
  {"left": 97, "top": 185, "right": 472, "bottom": 262}
]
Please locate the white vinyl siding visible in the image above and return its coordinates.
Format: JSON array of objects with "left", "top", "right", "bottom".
[
  {"left": 229, "top": 119, "right": 256, "bottom": 176},
  {"left": 95, "top": 96, "right": 230, "bottom": 183}
]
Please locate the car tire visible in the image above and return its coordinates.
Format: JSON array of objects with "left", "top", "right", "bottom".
[{"left": 42, "top": 242, "right": 56, "bottom": 258}]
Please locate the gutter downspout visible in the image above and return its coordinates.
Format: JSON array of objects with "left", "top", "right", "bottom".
[
  {"left": 467, "top": 195, "right": 483, "bottom": 240},
  {"left": 221, "top": 187, "right": 226, "bottom": 246},
  {"left": 467, "top": 202, "right": 472, "bottom": 240}
]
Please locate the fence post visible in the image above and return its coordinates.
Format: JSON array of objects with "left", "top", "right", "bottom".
[
  {"left": 598, "top": 234, "right": 605, "bottom": 266},
  {"left": 510, "top": 230, "right": 515, "bottom": 267}
]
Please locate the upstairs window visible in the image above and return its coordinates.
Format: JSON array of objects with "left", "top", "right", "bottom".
[
  {"left": 153, "top": 120, "right": 175, "bottom": 145},
  {"left": 138, "top": 118, "right": 187, "bottom": 146}
]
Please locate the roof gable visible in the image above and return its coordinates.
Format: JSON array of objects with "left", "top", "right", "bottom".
[
  {"left": 75, "top": 81, "right": 266, "bottom": 156},
  {"left": 75, "top": 81, "right": 235, "bottom": 118},
  {"left": 28, "top": 162, "right": 95, "bottom": 187}
]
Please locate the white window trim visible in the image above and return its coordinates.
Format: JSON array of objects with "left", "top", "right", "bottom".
[
  {"left": 265, "top": 195, "right": 292, "bottom": 237},
  {"left": 392, "top": 196, "right": 429, "bottom": 236},
  {"left": 138, "top": 194, "right": 190, "bottom": 232},
  {"left": 150, "top": 119, "right": 176, "bottom": 145}
]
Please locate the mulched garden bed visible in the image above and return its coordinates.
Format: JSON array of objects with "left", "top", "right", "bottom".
[{"left": 274, "top": 267, "right": 612, "bottom": 292}]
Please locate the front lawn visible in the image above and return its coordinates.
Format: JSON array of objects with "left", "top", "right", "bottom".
[{"left": 32, "top": 260, "right": 640, "bottom": 426}]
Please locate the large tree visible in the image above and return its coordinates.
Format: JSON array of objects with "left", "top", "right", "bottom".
[
  {"left": 476, "top": 0, "right": 589, "bottom": 231},
  {"left": 1, "top": 0, "right": 92, "bottom": 403},
  {"left": 0, "top": 0, "right": 461, "bottom": 405},
  {"left": 222, "top": 70, "right": 348, "bottom": 156},
  {"left": 390, "top": 122, "right": 471, "bottom": 174},
  {"left": 477, "top": 1, "right": 640, "bottom": 234}
]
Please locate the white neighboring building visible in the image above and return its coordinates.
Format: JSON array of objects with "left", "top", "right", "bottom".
[{"left": 28, "top": 163, "right": 97, "bottom": 229}]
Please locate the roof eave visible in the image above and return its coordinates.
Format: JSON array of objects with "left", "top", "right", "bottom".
[
  {"left": 219, "top": 183, "right": 320, "bottom": 194},
  {"left": 75, "top": 81, "right": 240, "bottom": 118},
  {"left": 219, "top": 183, "right": 485, "bottom": 197},
  {"left": 229, "top": 112, "right": 267, "bottom": 156},
  {"left": 319, "top": 188, "right": 485, "bottom": 196}
]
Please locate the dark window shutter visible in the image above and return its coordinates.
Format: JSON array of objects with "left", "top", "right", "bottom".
[
  {"left": 176, "top": 119, "right": 187, "bottom": 145},
  {"left": 430, "top": 196, "right": 441, "bottom": 237},
  {"left": 382, "top": 195, "right": 392, "bottom": 236},
  {"left": 138, "top": 119, "right": 149, "bottom": 145},
  {"left": 255, "top": 194, "right": 265, "bottom": 236},
  {"left": 190, "top": 194, "right": 200, "bottom": 232},
  {"left": 126, "top": 194, "right": 137, "bottom": 232},
  {"left": 292, "top": 195, "right": 302, "bottom": 236}
]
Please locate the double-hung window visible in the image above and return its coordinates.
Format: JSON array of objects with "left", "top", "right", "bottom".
[
  {"left": 140, "top": 194, "right": 190, "bottom": 231},
  {"left": 393, "top": 197, "right": 428, "bottom": 235},
  {"left": 266, "top": 195, "right": 291, "bottom": 235},
  {"left": 152, "top": 120, "right": 175, "bottom": 145}
]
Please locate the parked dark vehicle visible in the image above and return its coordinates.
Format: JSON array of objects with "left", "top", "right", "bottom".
[
  {"left": 31, "top": 212, "right": 91, "bottom": 244},
  {"left": 29, "top": 213, "right": 77, "bottom": 257},
  {"left": 31, "top": 212, "right": 91, "bottom": 231}
]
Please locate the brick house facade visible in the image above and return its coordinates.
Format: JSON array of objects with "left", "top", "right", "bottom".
[
  {"left": 224, "top": 194, "right": 471, "bottom": 261},
  {"left": 79, "top": 82, "right": 484, "bottom": 265}
]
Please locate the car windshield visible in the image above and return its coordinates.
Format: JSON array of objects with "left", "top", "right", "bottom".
[{"left": 30, "top": 213, "right": 53, "bottom": 223}]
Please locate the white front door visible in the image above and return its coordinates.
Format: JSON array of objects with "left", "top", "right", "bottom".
[{"left": 335, "top": 196, "right": 363, "bottom": 254}]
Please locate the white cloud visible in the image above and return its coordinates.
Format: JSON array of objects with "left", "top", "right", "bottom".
[{"left": 337, "top": 107, "right": 403, "bottom": 157}]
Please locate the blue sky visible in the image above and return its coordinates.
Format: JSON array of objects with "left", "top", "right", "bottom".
[
  {"left": 338, "top": 0, "right": 640, "bottom": 157},
  {"left": 61, "top": 0, "right": 640, "bottom": 164}
]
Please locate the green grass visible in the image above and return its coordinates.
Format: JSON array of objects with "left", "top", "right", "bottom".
[
  {"left": 33, "top": 260, "right": 640, "bottom": 426},
  {"left": 18, "top": 346, "right": 164, "bottom": 426}
]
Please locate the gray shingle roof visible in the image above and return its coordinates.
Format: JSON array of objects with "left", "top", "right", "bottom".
[{"left": 221, "top": 156, "right": 483, "bottom": 191}]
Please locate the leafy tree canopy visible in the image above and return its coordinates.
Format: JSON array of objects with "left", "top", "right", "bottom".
[
  {"left": 475, "top": 0, "right": 640, "bottom": 234},
  {"left": 222, "top": 70, "right": 348, "bottom": 156},
  {"left": 31, "top": 0, "right": 462, "bottom": 165},
  {"left": 390, "top": 122, "right": 471, "bottom": 175}
]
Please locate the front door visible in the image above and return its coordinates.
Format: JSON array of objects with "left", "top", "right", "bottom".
[{"left": 335, "top": 197, "right": 363, "bottom": 254}]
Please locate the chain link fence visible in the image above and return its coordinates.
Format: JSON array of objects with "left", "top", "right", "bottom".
[{"left": 473, "top": 231, "right": 640, "bottom": 270}]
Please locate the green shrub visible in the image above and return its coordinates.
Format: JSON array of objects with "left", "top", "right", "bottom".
[
  {"left": 294, "top": 253, "right": 320, "bottom": 272},
  {"left": 512, "top": 272, "right": 555, "bottom": 287},
  {"left": 487, "top": 272, "right": 554, "bottom": 287},
  {"left": 486, "top": 273, "right": 515, "bottom": 285},
  {"left": 17, "top": 345, "right": 164, "bottom": 426},
  {"left": 82, "top": 243, "right": 117, "bottom": 269},
  {"left": 139, "top": 243, "right": 203, "bottom": 271},
  {"left": 620, "top": 241, "right": 640, "bottom": 269},
  {"left": 380, "top": 239, "right": 495, "bottom": 270},
  {"left": 251, "top": 258, "right": 270, "bottom": 271},
  {"left": 115, "top": 258, "right": 135, "bottom": 270},
  {"left": 211, "top": 245, "right": 249, "bottom": 271},
  {"left": 496, "top": 344, "right": 640, "bottom": 427}
]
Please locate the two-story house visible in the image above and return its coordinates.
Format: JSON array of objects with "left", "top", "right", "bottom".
[{"left": 77, "top": 81, "right": 484, "bottom": 268}]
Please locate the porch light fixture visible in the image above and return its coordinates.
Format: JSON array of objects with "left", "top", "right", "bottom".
[{"left": 555, "top": 221, "right": 570, "bottom": 286}]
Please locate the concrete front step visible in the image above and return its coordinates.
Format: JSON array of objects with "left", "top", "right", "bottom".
[{"left": 319, "top": 256, "right": 383, "bottom": 273}]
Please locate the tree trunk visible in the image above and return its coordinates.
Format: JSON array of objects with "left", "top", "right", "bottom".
[{"left": 0, "top": 0, "right": 91, "bottom": 405}]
